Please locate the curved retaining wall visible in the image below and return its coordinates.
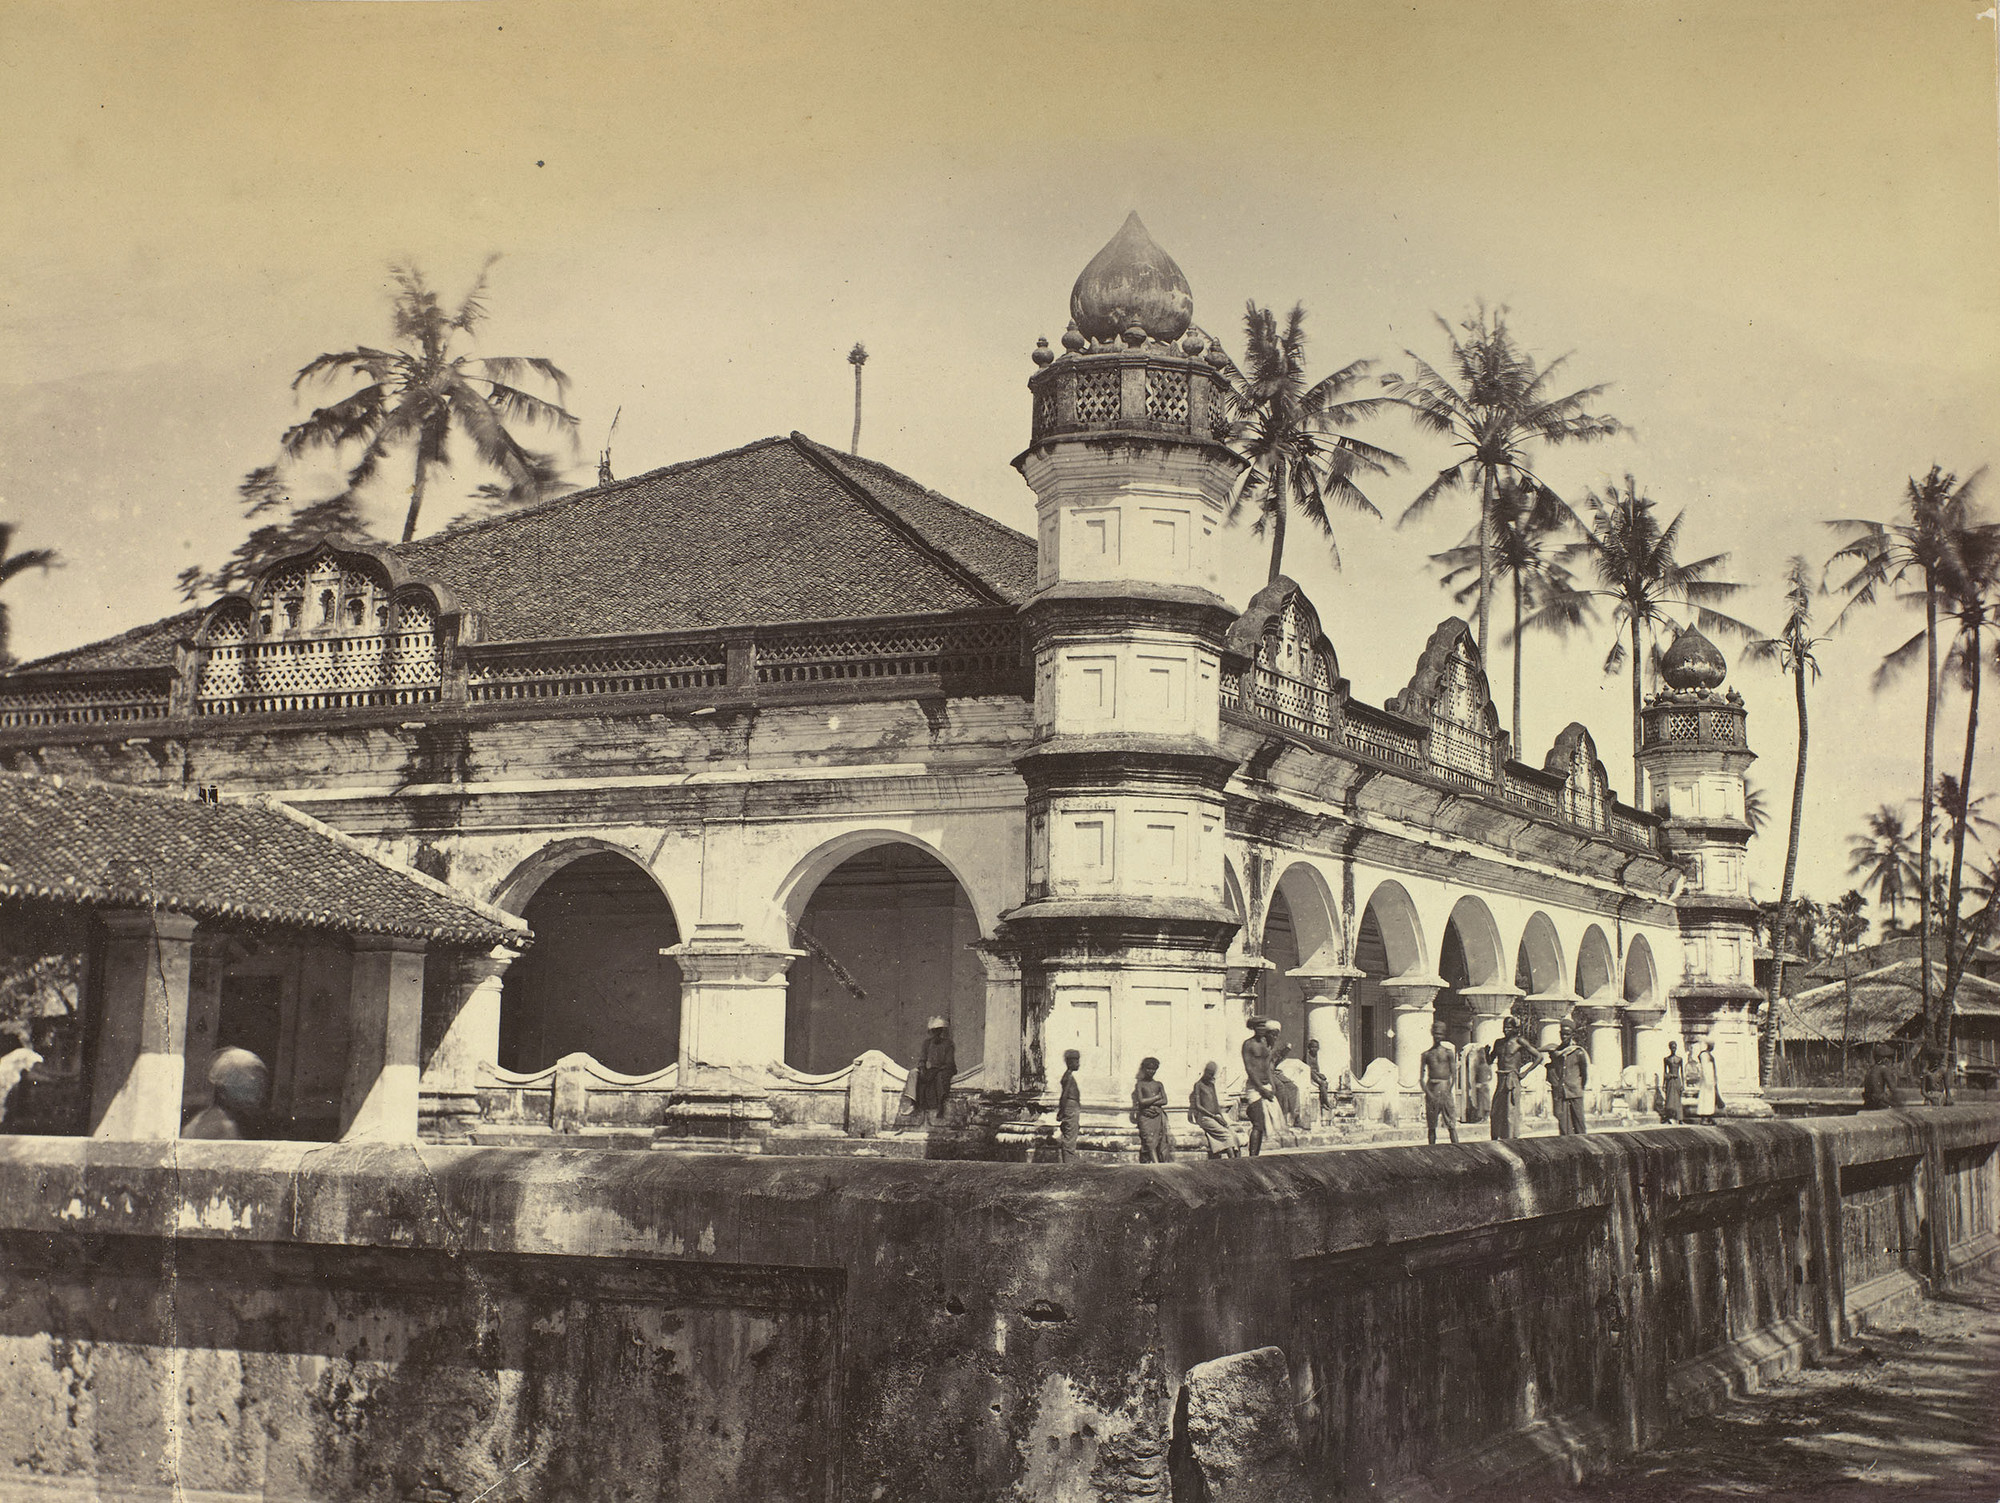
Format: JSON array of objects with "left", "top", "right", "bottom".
[{"left": 0, "top": 1107, "right": 1994, "bottom": 1501}]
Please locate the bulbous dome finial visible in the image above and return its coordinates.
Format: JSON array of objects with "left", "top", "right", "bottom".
[
  {"left": 1660, "top": 624, "right": 1728, "bottom": 690},
  {"left": 1069, "top": 212, "right": 1193, "bottom": 345}
]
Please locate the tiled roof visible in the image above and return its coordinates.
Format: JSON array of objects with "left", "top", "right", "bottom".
[
  {"left": 12, "top": 610, "right": 201, "bottom": 674},
  {"left": 13, "top": 434, "right": 1036, "bottom": 669},
  {"left": 0, "top": 771, "right": 527, "bottom": 948},
  {"left": 1780, "top": 960, "right": 2000, "bottom": 1044}
]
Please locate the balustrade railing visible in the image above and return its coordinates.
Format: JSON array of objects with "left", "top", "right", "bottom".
[
  {"left": 467, "top": 638, "right": 726, "bottom": 703},
  {"left": 197, "top": 631, "right": 441, "bottom": 716},
  {"left": 755, "top": 617, "right": 1022, "bottom": 684},
  {"left": 0, "top": 670, "right": 174, "bottom": 727}
]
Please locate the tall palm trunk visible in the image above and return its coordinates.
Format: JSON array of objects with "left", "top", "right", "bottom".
[
  {"left": 850, "top": 360, "right": 865, "bottom": 456},
  {"left": 1839, "top": 943, "right": 1855, "bottom": 1080},
  {"left": 1475, "top": 467, "right": 1496, "bottom": 656},
  {"left": 1919, "top": 578, "right": 1938, "bottom": 1042},
  {"left": 1629, "top": 616, "right": 1644, "bottom": 806},
  {"left": 1763, "top": 657, "right": 1809, "bottom": 1085},
  {"left": 1267, "top": 455, "right": 1289, "bottom": 585},
  {"left": 1941, "top": 615, "right": 1984, "bottom": 1066},
  {"left": 1512, "top": 570, "right": 1524, "bottom": 754},
  {"left": 401, "top": 463, "right": 429, "bottom": 544}
]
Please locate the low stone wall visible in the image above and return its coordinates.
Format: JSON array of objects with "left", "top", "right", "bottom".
[{"left": 1, "top": 1107, "right": 1994, "bottom": 1501}]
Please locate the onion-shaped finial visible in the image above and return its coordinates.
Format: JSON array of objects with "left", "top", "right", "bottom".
[
  {"left": 1032, "top": 337, "right": 1054, "bottom": 367},
  {"left": 1069, "top": 212, "right": 1194, "bottom": 344}
]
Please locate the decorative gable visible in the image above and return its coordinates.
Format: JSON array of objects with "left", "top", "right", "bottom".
[
  {"left": 1222, "top": 577, "right": 1346, "bottom": 742},
  {"left": 194, "top": 543, "right": 454, "bottom": 716},
  {"left": 1388, "top": 619, "right": 1503, "bottom": 786},
  {"left": 1544, "top": 722, "right": 1611, "bottom": 832}
]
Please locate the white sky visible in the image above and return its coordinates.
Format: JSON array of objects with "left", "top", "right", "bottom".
[{"left": 1, "top": 0, "right": 1996, "bottom": 924}]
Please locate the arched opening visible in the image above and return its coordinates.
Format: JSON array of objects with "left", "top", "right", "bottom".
[
  {"left": 498, "top": 851, "right": 682, "bottom": 1075},
  {"left": 1625, "top": 935, "right": 1661, "bottom": 1071},
  {"left": 1348, "top": 882, "right": 1426, "bottom": 1071},
  {"left": 785, "top": 842, "right": 984, "bottom": 1073},
  {"left": 1438, "top": 897, "right": 1506, "bottom": 1047},
  {"left": 1576, "top": 926, "right": 1617, "bottom": 1002},
  {"left": 1256, "top": 863, "right": 1341, "bottom": 1050},
  {"left": 1515, "top": 912, "right": 1567, "bottom": 997}
]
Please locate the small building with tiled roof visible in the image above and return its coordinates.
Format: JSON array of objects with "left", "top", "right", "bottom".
[
  {"left": 0, "top": 770, "right": 524, "bottom": 1141},
  {"left": 0, "top": 217, "right": 1749, "bottom": 1154}
]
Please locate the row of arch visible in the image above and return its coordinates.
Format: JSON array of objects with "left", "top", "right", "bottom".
[{"left": 480, "top": 829, "right": 1667, "bottom": 1084}]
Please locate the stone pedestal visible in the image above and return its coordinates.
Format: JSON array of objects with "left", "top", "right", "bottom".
[
  {"left": 1382, "top": 973, "right": 1447, "bottom": 1091},
  {"left": 1675, "top": 993, "right": 1771, "bottom": 1116},
  {"left": 342, "top": 935, "right": 428, "bottom": 1141},
  {"left": 1626, "top": 1004, "right": 1669, "bottom": 1104},
  {"left": 420, "top": 945, "right": 516, "bottom": 1141},
  {"left": 971, "top": 940, "right": 1024, "bottom": 1094},
  {"left": 91, "top": 910, "right": 200, "bottom": 1140},
  {"left": 668, "top": 935, "right": 801, "bottom": 1081}
]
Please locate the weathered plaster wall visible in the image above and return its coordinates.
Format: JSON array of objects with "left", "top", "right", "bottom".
[{"left": 2, "top": 1108, "right": 1995, "bottom": 1501}]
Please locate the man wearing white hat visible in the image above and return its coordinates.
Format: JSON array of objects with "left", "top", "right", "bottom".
[{"left": 912, "top": 1016, "right": 956, "bottom": 1126}]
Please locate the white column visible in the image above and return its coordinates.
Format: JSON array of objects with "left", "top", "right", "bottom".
[
  {"left": 1575, "top": 1001, "right": 1623, "bottom": 1108},
  {"left": 668, "top": 938, "right": 801, "bottom": 1083},
  {"left": 1627, "top": 1005, "right": 1669, "bottom": 1095},
  {"left": 1524, "top": 989, "right": 1582, "bottom": 1050},
  {"left": 420, "top": 945, "right": 517, "bottom": 1139},
  {"left": 91, "top": 910, "right": 200, "bottom": 1140},
  {"left": 1460, "top": 985, "right": 1523, "bottom": 1053},
  {"left": 1291, "top": 962, "right": 1362, "bottom": 1087},
  {"left": 1382, "top": 973, "right": 1448, "bottom": 1090},
  {"left": 342, "top": 935, "right": 427, "bottom": 1141}
]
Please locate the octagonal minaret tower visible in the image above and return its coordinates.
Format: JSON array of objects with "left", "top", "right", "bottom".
[
  {"left": 1636, "top": 625, "right": 1770, "bottom": 1115},
  {"left": 1002, "top": 214, "right": 1245, "bottom": 1123}
]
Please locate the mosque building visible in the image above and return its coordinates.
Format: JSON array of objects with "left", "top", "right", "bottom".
[{"left": 0, "top": 216, "right": 1767, "bottom": 1148}]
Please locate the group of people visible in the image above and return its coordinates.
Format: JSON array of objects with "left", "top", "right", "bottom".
[{"left": 1058, "top": 1013, "right": 1757, "bottom": 1163}]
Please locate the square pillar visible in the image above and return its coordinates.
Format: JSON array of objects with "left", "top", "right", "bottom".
[
  {"left": 90, "top": 910, "right": 201, "bottom": 1140},
  {"left": 419, "top": 945, "right": 517, "bottom": 1141},
  {"left": 341, "top": 935, "right": 428, "bottom": 1141},
  {"left": 972, "top": 941, "right": 1025, "bottom": 1093}
]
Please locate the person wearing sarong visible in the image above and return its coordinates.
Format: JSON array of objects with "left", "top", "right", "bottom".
[
  {"left": 912, "top": 1017, "right": 956, "bottom": 1125},
  {"left": 1057, "top": 1048, "right": 1083, "bottom": 1163},
  {"left": 1272, "top": 1042, "right": 1306, "bottom": 1128},
  {"left": 1489, "top": 1016, "right": 1544, "bottom": 1140},
  {"left": 1548, "top": 1019, "right": 1589, "bottom": 1135},
  {"left": 1188, "top": 1061, "right": 1238, "bottom": 1158},
  {"left": 1661, "top": 1041, "right": 1686, "bottom": 1123},
  {"left": 1305, "top": 1037, "right": 1332, "bottom": 1118},
  {"left": 1131, "top": 1057, "right": 1173, "bottom": 1162},
  {"left": 1465, "top": 1043, "right": 1493, "bottom": 1124},
  {"left": 1419, "top": 1020, "right": 1460, "bottom": 1145},
  {"left": 1695, "top": 1041, "right": 1724, "bottom": 1120},
  {"left": 1240, "top": 1020, "right": 1279, "bottom": 1156}
]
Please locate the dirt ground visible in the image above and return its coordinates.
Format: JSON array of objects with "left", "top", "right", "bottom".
[{"left": 1572, "top": 1266, "right": 2000, "bottom": 1502}]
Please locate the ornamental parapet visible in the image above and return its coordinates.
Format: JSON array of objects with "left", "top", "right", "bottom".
[
  {"left": 0, "top": 608, "right": 1030, "bottom": 739},
  {"left": 1641, "top": 686, "right": 1748, "bottom": 751}
]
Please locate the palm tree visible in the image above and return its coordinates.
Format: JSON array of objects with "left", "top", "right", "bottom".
[
  {"left": 1743, "top": 781, "right": 1771, "bottom": 835},
  {"left": 0, "top": 523, "right": 60, "bottom": 669},
  {"left": 1829, "top": 887, "right": 1870, "bottom": 1077},
  {"left": 1384, "top": 304, "right": 1622, "bottom": 657},
  {"left": 1847, "top": 805, "right": 1918, "bottom": 931},
  {"left": 284, "top": 259, "right": 580, "bottom": 542},
  {"left": 1830, "top": 465, "right": 1995, "bottom": 1045},
  {"left": 1429, "top": 478, "right": 1589, "bottom": 752},
  {"left": 1933, "top": 529, "right": 2000, "bottom": 1052},
  {"left": 1221, "top": 303, "right": 1403, "bottom": 583},
  {"left": 1533, "top": 475, "right": 1754, "bottom": 798},
  {"left": 848, "top": 343, "right": 869, "bottom": 457},
  {"left": 1744, "top": 556, "right": 1827, "bottom": 1084}
]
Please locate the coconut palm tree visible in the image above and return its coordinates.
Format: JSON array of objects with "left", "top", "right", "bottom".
[
  {"left": 1830, "top": 465, "right": 1995, "bottom": 1044},
  {"left": 1429, "top": 477, "right": 1590, "bottom": 752},
  {"left": 1932, "top": 531, "right": 2000, "bottom": 1051},
  {"left": 284, "top": 259, "right": 580, "bottom": 542},
  {"left": 0, "top": 523, "right": 60, "bottom": 669},
  {"left": 1531, "top": 475, "right": 1753, "bottom": 797},
  {"left": 1384, "top": 304, "right": 1621, "bottom": 657},
  {"left": 1220, "top": 303, "right": 1403, "bottom": 584},
  {"left": 1743, "top": 782, "right": 1771, "bottom": 835},
  {"left": 1744, "top": 555, "right": 1827, "bottom": 1084},
  {"left": 1828, "top": 887, "right": 1870, "bottom": 1078},
  {"left": 1847, "top": 804, "right": 1918, "bottom": 931}
]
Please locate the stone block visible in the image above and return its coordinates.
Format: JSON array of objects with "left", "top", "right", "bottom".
[{"left": 1177, "top": 1346, "right": 1314, "bottom": 1503}]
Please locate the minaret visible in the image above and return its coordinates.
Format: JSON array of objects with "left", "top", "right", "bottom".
[
  {"left": 1636, "top": 625, "right": 1770, "bottom": 1114},
  {"left": 1002, "top": 214, "right": 1244, "bottom": 1132}
]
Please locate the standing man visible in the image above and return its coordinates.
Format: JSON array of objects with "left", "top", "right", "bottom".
[
  {"left": 1130, "top": 1057, "right": 1173, "bottom": 1163},
  {"left": 1057, "top": 1048, "right": 1083, "bottom": 1163},
  {"left": 1661, "top": 1040, "right": 1686, "bottom": 1123},
  {"left": 1490, "top": 1015, "right": 1544, "bottom": 1140},
  {"left": 1273, "top": 1041, "right": 1308, "bottom": 1128},
  {"left": 1548, "top": 1019, "right": 1589, "bottom": 1135},
  {"left": 912, "top": 1017, "right": 956, "bottom": 1126},
  {"left": 1419, "top": 1019, "right": 1461, "bottom": 1145},
  {"left": 1861, "top": 1045, "right": 1900, "bottom": 1111},
  {"left": 1241, "top": 1018, "right": 1279, "bottom": 1157}
]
